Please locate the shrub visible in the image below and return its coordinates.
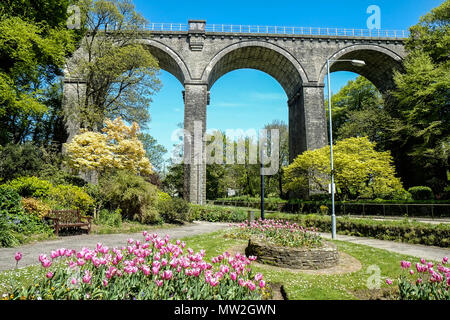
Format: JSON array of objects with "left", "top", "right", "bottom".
[
  {"left": 0, "top": 142, "right": 50, "bottom": 182},
  {"left": 47, "top": 184, "right": 94, "bottom": 214},
  {"left": 21, "top": 198, "right": 51, "bottom": 219},
  {"left": 190, "top": 205, "right": 248, "bottom": 223},
  {"left": 0, "top": 215, "right": 19, "bottom": 247},
  {"left": 0, "top": 185, "right": 22, "bottom": 214},
  {"left": 7, "top": 233, "right": 267, "bottom": 300},
  {"left": 0, "top": 185, "right": 53, "bottom": 247},
  {"left": 99, "top": 170, "right": 159, "bottom": 223},
  {"left": 6, "top": 176, "right": 53, "bottom": 198},
  {"left": 157, "top": 193, "right": 191, "bottom": 223},
  {"left": 95, "top": 208, "right": 122, "bottom": 227},
  {"left": 141, "top": 207, "right": 163, "bottom": 225},
  {"left": 408, "top": 186, "right": 434, "bottom": 200}
]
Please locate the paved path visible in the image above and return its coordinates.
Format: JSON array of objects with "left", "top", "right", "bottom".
[
  {"left": 0, "top": 221, "right": 231, "bottom": 272},
  {"left": 320, "top": 232, "right": 450, "bottom": 262}
]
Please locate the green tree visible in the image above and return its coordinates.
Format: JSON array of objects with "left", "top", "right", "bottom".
[
  {"left": 283, "top": 137, "right": 409, "bottom": 201},
  {"left": 138, "top": 133, "right": 167, "bottom": 173},
  {"left": 67, "top": 0, "right": 161, "bottom": 135},
  {"left": 389, "top": 0, "right": 450, "bottom": 194},
  {"left": 0, "top": 15, "right": 75, "bottom": 144}
]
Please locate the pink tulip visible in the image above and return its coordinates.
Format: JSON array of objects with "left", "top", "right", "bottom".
[
  {"left": 14, "top": 252, "right": 22, "bottom": 262},
  {"left": 259, "top": 280, "right": 266, "bottom": 288},
  {"left": 77, "top": 259, "right": 85, "bottom": 266},
  {"left": 230, "top": 272, "right": 237, "bottom": 281},
  {"left": 42, "top": 259, "right": 52, "bottom": 268},
  {"left": 162, "top": 270, "right": 173, "bottom": 280},
  {"left": 82, "top": 270, "right": 92, "bottom": 284},
  {"left": 247, "top": 281, "right": 256, "bottom": 291},
  {"left": 142, "top": 265, "right": 151, "bottom": 276},
  {"left": 155, "top": 279, "right": 163, "bottom": 287},
  {"left": 442, "top": 257, "right": 448, "bottom": 264},
  {"left": 46, "top": 272, "right": 53, "bottom": 279},
  {"left": 254, "top": 273, "right": 263, "bottom": 281},
  {"left": 386, "top": 278, "right": 393, "bottom": 285}
]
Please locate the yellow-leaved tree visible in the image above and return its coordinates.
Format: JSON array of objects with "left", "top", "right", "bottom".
[
  {"left": 283, "top": 137, "right": 410, "bottom": 200},
  {"left": 65, "top": 117, "right": 153, "bottom": 178}
]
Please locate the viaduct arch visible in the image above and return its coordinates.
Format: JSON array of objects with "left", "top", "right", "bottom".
[{"left": 63, "top": 20, "right": 407, "bottom": 204}]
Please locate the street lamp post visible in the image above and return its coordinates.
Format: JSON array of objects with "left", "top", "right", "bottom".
[
  {"left": 260, "top": 143, "right": 265, "bottom": 220},
  {"left": 326, "top": 59, "right": 365, "bottom": 240}
]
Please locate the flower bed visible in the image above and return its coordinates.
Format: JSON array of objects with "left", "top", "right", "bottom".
[
  {"left": 228, "top": 219, "right": 323, "bottom": 248},
  {"left": 386, "top": 256, "right": 449, "bottom": 300},
  {"left": 3, "top": 232, "right": 269, "bottom": 300},
  {"left": 245, "top": 237, "right": 339, "bottom": 270},
  {"left": 227, "top": 219, "right": 338, "bottom": 270}
]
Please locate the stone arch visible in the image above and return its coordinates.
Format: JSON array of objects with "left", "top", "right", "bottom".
[
  {"left": 318, "top": 44, "right": 404, "bottom": 93},
  {"left": 202, "top": 41, "right": 308, "bottom": 98},
  {"left": 136, "top": 39, "right": 191, "bottom": 84}
]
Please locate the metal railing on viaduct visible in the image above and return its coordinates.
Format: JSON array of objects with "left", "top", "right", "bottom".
[{"left": 143, "top": 22, "right": 409, "bottom": 39}]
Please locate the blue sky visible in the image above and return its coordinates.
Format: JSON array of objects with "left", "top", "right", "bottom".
[{"left": 131, "top": 0, "right": 443, "bottom": 166}]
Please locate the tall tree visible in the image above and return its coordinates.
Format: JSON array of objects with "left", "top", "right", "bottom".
[
  {"left": 0, "top": 5, "right": 76, "bottom": 145},
  {"left": 66, "top": 0, "right": 161, "bottom": 138},
  {"left": 389, "top": 0, "right": 449, "bottom": 194},
  {"left": 138, "top": 132, "right": 167, "bottom": 173}
]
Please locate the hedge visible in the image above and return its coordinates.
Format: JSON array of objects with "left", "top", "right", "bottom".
[{"left": 189, "top": 204, "right": 248, "bottom": 223}]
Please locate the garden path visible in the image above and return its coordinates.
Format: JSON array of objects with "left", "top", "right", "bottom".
[{"left": 319, "top": 232, "right": 450, "bottom": 262}]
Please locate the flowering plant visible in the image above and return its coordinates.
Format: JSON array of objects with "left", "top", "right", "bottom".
[
  {"left": 4, "top": 232, "right": 268, "bottom": 300},
  {"left": 228, "top": 218, "right": 323, "bottom": 248},
  {"left": 386, "top": 256, "right": 449, "bottom": 300}
]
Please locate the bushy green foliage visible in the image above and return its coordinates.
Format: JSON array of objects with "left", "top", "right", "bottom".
[
  {"left": 6, "top": 176, "right": 53, "bottom": 198},
  {"left": 5, "top": 176, "right": 94, "bottom": 214},
  {"left": 190, "top": 205, "right": 248, "bottom": 223},
  {"left": 0, "top": 184, "right": 53, "bottom": 246},
  {"left": 99, "top": 170, "right": 160, "bottom": 224},
  {"left": 47, "top": 184, "right": 94, "bottom": 214},
  {"left": 0, "top": 143, "right": 50, "bottom": 182},
  {"left": 408, "top": 186, "right": 434, "bottom": 200},
  {"left": 95, "top": 208, "right": 122, "bottom": 227},
  {"left": 157, "top": 192, "right": 191, "bottom": 223},
  {"left": 284, "top": 137, "right": 408, "bottom": 200},
  {"left": 0, "top": 185, "right": 22, "bottom": 214}
]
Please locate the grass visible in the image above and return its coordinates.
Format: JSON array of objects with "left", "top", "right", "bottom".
[
  {"left": 0, "top": 229, "right": 439, "bottom": 300},
  {"left": 180, "top": 230, "right": 435, "bottom": 300}
]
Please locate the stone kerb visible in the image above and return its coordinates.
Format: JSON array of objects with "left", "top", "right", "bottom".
[{"left": 245, "top": 237, "right": 339, "bottom": 270}]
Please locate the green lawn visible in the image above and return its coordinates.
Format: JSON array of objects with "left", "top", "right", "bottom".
[
  {"left": 179, "top": 230, "right": 430, "bottom": 300},
  {"left": 0, "top": 229, "right": 431, "bottom": 300}
]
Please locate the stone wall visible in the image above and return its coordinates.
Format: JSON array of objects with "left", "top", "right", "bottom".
[{"left": 245, "top": 237, "right": 339, "bottom": 269}]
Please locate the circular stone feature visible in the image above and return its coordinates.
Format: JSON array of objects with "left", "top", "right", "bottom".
[{"left": 245, "top": 237, "right": 339, "bottom": 270}]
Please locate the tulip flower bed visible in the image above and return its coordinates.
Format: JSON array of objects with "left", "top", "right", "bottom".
[
  {"left": 386, "top": 257, "right": 449, "bottom": 300},
  {"left": 228, "top": 219, "right": 323, "bottom": 248},
  {"left": 4, "top": 232, "right": 269, "bottom": 300}
]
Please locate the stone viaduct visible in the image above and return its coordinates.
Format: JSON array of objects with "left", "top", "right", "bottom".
[{"left": 63, "top": 20, "right": 407, "bottom": 204}]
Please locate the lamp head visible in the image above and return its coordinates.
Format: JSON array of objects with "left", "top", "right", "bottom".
[{"left": 351, "top": 60, "right": 366, "bottom": 67}]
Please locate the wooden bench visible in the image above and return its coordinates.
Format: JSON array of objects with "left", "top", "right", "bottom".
[{"left": 46, "top": 209, "right": 92, "bottom": 236}]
